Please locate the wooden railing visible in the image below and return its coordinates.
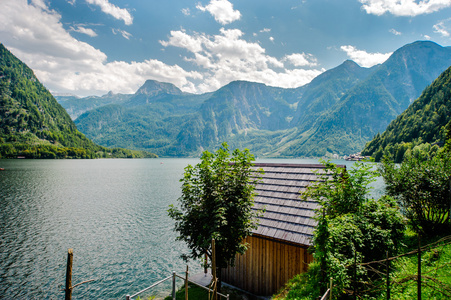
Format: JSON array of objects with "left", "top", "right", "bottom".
[
  {"left": 126, "top": 269, "right": 230, "bottom": 300},
  {"left": 319, "top": 277, "right": 333, "bottom": 300}
]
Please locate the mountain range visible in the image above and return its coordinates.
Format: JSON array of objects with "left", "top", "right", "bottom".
[{"left": 54, "top": 40, "right": 451, "bottom": 157}]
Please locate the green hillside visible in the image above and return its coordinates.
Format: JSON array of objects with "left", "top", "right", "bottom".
[
  {"left": 362, "top": 65, "right": 451, "bottom": 162},
  {"left": 0, "top": 43, "right": 156, "bottom": 159}
]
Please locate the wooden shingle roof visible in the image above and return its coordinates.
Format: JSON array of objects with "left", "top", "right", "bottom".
[{"left": 251, "top": 163, "right": 341, "bottom": 247}]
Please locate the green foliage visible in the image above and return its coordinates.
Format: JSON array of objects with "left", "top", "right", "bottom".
[
  {"left": 375, "top": 234, "right": 451, "bottom": 300},
  {"left": 168, "top": 143, "right": 263, "bottom": 272},
  {"left": 289, "top": 161, "right": 406, "bottom": 299},
  {"left": 0, "top": 142, "right": 156, "bottom": 159},
  {"left": 273, "top": 261, "right": 322, "bottom": 300},
  {"left": 380, "top": 150, "right": 451, "bottom": 235},
  {"left": 136, "top": 295, "right": 156, "bottom": 300},
  {"left": 300, "top": 160, "right": 378, "bottom": 217}
]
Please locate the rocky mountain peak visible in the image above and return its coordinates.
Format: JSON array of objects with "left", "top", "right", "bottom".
[{"left": 135, "top": 79, "right": 183, "bottom": 97}]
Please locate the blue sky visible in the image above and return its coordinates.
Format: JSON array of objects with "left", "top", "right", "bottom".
[{"left": 1, "top": 0, "right": 451, "bottom": 97}]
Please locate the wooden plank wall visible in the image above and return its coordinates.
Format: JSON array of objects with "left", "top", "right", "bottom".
[{"left": 222, "top": 235, "right": 313, "bottom": 296}]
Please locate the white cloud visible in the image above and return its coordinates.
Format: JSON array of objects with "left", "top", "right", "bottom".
[
  {"left": 433, "top": 19, "right": 451, "bottom": 37},
  {"left": 197, "top": 0, "right": 241, "bottom": 25},
  {"left": 182, "top": 8, "right": 191, "bottom": 16},
  {"left": 30, "top": 0, "right": 50, "bottom": 10},
  {"left": 284, "top": 53, "right": 318, "bottom": 67},
  {"left": 0, "top": 0, "right": 324, "bottom": 96},
  {"left": 359, "top": 0, "right": 451, "bottom": 17},
  {"left": 71, "top": 25, "right": 97, "bottom": 37},
  {"left": 85, "top": 0, "right": 133, "bottom": 25},
  {"left": 161, "top": 28, "right": 323, "bottom": 92},
  {"left": 112, "top": 28, "right": 132, "bottom": 40},
  {"left": 269, "top": 36, "right": 275, "bottom": 42},
  {"left": 389, "top": 28, "right": 402, "bottom": 36},
  {"left": 160, "top": 29, "right": 204, "bottom": 53},
  {"left": 260, "top": 28, "right": 271, "bottom": 33},
  {"left": 0, "top": 1, "right": 106, "bottom": 62},
  {"left": 0, "top": 0, "right": 201, "bottom": 96},
  {"left": 340, "top": 45, "right": 392, "bottom": 67}
]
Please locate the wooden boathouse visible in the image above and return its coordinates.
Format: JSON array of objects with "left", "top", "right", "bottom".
[{"left": 222, "top": 163, "right": 336, "bottom": 296}]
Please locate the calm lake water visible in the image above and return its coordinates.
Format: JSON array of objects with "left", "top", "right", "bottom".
[{"left": 0, "top": 158, "right": 385, "bottom": 299}]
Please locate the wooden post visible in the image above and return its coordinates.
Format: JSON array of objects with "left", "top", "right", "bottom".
[
  {"left": 320, "top": 209, "right": 326, "bottom": 295},
  {"left": 185, "top": 265, "right": 189, "bottom": 300},
  {"left": 65, "top": 249, "right": 73, "bottom": 300},
  {"left": 330, "top": 277, "right": 333, "bottom": 300},
  {"left": 448, "top": 178, "right": 451, "bottom": 222},
  {"left": 353, "top": 248, "right": 357, "bottom": 300},
  {"left": 386, "top": 250, "right": 390, "bottom": 300},
  {"left": 418, "top": 234, "right": 421, "bottom": 300},
  {"left": 211, "top": 239, "right": 217, "bottom": 300},
  {"left": 172, "top": 271, "right": 176, "bottom": 300},
  {"left": 205, "top": 253, "right": 208, "bottom": 275}
]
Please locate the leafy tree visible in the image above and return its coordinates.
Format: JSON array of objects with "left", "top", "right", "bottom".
[
  {"left": 168, "top": 143, "right": 263, "bottom": 289},
  {"left": 293, "top": 161, "right": 405, "bottom": 299},
  {"left": 380, "top": 149, "right": 451, "bottom": 235}
]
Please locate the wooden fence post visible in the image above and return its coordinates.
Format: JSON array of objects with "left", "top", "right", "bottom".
[
  {"left": 212, "top": 239, "right": 217, "bottom": 300},
  {"left": 172, "top": 271, "right": 176, "bottom": 300},
  {"left": 417, "top": 234, "right": 421, "bottom": 300},
  {"left": 185, "top": 265, "right": 189, "bottom": 300},
  {"left": 386, "top": 250, "right": 390, "bottom": 300},
  {"left": 320, "top": 210, "right": 327, "bottom": 295},
  {"left": 65, "top": 248, "right": 73, "bottom": 300},
  {"left": 353, "top": 247, "right": 357, "bottom": 300},
  {"left": 330, "top": 277, "right": 333, "bottom": 300},
  {"left": 448, "top": 178, "right": 451, "bottom": 222}
]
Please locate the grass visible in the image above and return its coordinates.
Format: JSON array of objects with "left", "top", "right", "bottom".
[
  {"left": 375, "top": 233, "right": 451, "bottom": 300},
  {"left": 273, "top": 231, "right": 451, "bottom": 300}
]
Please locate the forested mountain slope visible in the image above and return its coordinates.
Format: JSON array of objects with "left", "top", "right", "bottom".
[
  {"left": 279, "top": 41, "right": 451, "bottom": 157},
  {"left": 0, "top": 44, "right": 156, "bottom": 158},
  {"left": 362, "top": 65, "right": 451, "bottom": 162}
]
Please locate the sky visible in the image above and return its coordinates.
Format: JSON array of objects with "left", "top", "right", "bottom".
[{"left": 1, "top": 0, "right": 451, "bottom": 97}]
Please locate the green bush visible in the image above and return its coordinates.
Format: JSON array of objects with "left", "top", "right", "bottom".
[
  {"left": 277, "top": 161, "right": 406, "bottom": 300},
  {"left": 380, "top": 150, "right": 451, "bottom": 235}
]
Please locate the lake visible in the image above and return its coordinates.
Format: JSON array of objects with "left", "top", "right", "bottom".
[{"left": 0, "top": 158, "right": 384, "bottom": 299}]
